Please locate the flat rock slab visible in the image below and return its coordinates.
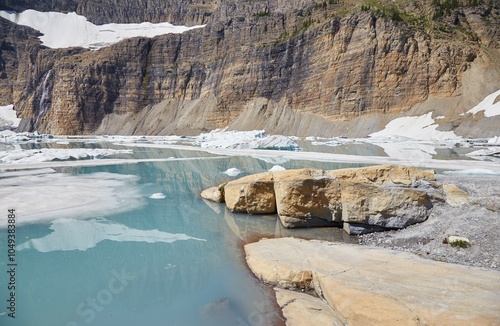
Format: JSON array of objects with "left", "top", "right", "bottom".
[{"left": 245, "top": 238, "right": 500, "bottom": 325}]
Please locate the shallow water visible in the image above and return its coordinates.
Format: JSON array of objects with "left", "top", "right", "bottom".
[{"left": 0, "top": 145, "right": 362, "bottom": 326}]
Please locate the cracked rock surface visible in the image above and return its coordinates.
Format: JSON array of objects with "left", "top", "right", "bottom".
[{"left": 245, "top": 237, "right": 500, "bottom": 325}]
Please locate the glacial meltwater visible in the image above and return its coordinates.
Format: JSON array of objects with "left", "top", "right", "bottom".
[{"left": 0, "top": 142, "right": 362, "bottom": 326}]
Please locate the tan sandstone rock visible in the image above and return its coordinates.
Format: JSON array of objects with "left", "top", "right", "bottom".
[
  {"left": 245, "top": 238, "right": 500, "bottom": 325},
  {"left": 224, "top": 172, "right": 276, "bottom": 214},
  {"left": 200, "top": 185, "right": 225, "bottom": 203},
  {"left": 341, "top": 183, "right": 432, "bottom": 231},
  {"left": 273, "top": 169, "right": 343, "bottom": 228},
  {"left": 274, "top": 288, "right": 345, "bottom": 326},
  {"left": 443, "top": 183, "right": 470, "bottom": 207},
  {"left": 327, "top": 164, "right": 435, "bottom": 185}
]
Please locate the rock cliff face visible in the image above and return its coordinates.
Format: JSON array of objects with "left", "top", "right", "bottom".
[{"left": 1, "top": 0, "right": 499, "bottom": 136}]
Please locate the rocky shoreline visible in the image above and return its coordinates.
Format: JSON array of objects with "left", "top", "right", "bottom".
[{"left": 207, "top": 167, "right": 500, "bottom": 325}]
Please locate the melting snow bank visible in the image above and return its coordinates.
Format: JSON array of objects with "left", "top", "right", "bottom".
[
  {"left": 196, "top": 130, "right": 301, "bottom": 150},
  {"left": 0, "top": 172, "right": 145, "bottom": 226},
  {"left": 369, "top": 112, "right": 460, "bottom": 141},
  {"left": 17, "top": 218, "right": 205, "bottom": 252},
  {"left": 467, "top": 89, "right": 500, "bottom": 117},
  {"left": 0, "top": 9, "right": 205, "bottom": 49},
  {"left": 0, "top": 105, "right": 20, "bottom": 129},
  {"left": 0, "top": 148, "right": 132, "bottom": 163}
]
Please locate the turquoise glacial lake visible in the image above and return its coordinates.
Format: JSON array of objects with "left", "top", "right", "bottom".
[{"left": 0, "top": 144, "right": 363, "bottom": 326}]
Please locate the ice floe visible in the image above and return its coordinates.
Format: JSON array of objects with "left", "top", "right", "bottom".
[
  {"left": 443, "top": 169, "right": 500, "bottom": 176},
  {"left": 0, "top": 172, "right": 145, "bottom": 226},
  {"left": 0, "top": 148, "right": 132, "bottom": 163},
  {"left": 467, "top": 89, "right": 500, "bottom": 117},
  {"left": 196, "top": 130, "right": 300, "bottom": 150},
  {"left": 149, "top": 192, "right": 166, "bottom": 199},
  {"left": 0, "top": 105, "right": 20, "bottom": 129},
  {"left": 0, "top": 9, "right": 205, "bottom": 50},
  {"left": 369, "top": 112, "right": 460, "bottom": 141},
  {"left": 17, "top": 218, "right": 206, "bottom": 252}
]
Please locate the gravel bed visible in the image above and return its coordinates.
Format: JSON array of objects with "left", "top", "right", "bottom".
[{"left": 359, "top": 175, "right": 500, "bottom": 270}]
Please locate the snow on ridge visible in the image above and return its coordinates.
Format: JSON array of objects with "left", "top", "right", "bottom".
[
  {"left": 369, "top": 112, "right": 460, "bottom": 141},
  {"left": 0, "top": 9, "right": 205, "bottom": 49},
  {"left": 196, "top": 130, "right": 301, "bottom": 150},
  {"left": 0, "top": 105, "right": 21, "bottom": 129},
  {"left": 467, "top": 89, "right": 500, "bottom": 118}
]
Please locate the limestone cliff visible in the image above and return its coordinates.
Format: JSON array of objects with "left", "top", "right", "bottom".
[{"left": 1, "top": 0, "right": 499, "bottom": 137}]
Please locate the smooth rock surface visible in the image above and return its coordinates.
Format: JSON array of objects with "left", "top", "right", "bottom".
[
  {"left": 443, "top": 183, "right": 470, "bottom": 206},
  {"left": 246, "top": 238, "right": 500, "bottom": 326},
  {"left": 327, "top": 164, "right": 436, "bottom": 185}
]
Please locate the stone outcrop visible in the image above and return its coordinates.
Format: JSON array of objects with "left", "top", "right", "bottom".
[
  {"left": 202, "top": 164, "right": 455, "bottom": 234},
  {"left": 245, "top": 237, "right": 500, "bottom": 325},
  {"left": 1, "top": 1, "right": 499, "bottom": 137}
]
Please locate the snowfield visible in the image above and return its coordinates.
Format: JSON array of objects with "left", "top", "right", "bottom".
[
  {"left": 369, "top": 112, "right": 460, "bottom": 141},
  {"left": 467, "top": 89, "right": 500, "bottom": 117},
  {"left": 0, "top": 9, "right": 205, "bottom": 49},
  {"left": 196, "top": 130, "right": 301, "bottom": 150}
]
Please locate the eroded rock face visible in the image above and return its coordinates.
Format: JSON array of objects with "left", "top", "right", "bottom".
[
  {"left": 2, "top": 2, "right": 499, "bottom": 136},
  {"left": 203, "top": 164, "right": 445, "bottom": 233}
]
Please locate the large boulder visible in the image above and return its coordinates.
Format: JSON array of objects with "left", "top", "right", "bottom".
[
  {"left": 341, "top": 183, "right": 433, "bottom": 234},
  {"left": 273, "top": 169, "right": 342, "bottom": 228},
  {"left": 224, "top": 172, "right": 276, "bottom": 214}
]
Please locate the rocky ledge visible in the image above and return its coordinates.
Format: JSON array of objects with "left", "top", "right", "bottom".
[
  {"left": 201, "top": 164, "right": 468, "bottom": 234},
  {"left": 245, "top": 237, "right": 500, "bottom": 325}
]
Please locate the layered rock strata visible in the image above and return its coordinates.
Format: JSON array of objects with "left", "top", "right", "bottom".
[
  {"left": 201, "top": 164, "right": 461, "bottom": 234},
  {"left": 1, "top": 1, "right": 499, "bottom": 137}
]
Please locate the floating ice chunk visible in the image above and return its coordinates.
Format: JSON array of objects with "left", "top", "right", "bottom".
[
  {"left": 224, "top": 168, "right": 241, "bottom": 177},
  {"left": 369, "top": 112, "right": 460, "bottom": 140},
  {"left": 196, "top": 130, "right": 300, "bottom": 150},
  {"left": 0, "top": 105, "right": 21, "bottom": 129},
  {"left": 443, "top": 169, "right": 499, "bottom": 176},
  {"left": 0, "top": 172, "right": 145, "bottom": 226},
  {"left": 0, "top": 10, "right": 205, "bottom": 50},
  {"left": 149, "top": 193, "right": 166, "bottom": 199},
  {"left": 17, "top": 218, "right": 206, "bottom": 252},
  {"left": 0, "top": 148, "right": 132, "bottom": 163},
  {"left": 269, "top": 165, "right": 286, "bottom": 171},
  {"left": 466, "top": 149, "right": 500, "bottom": 157},
  {"left": 488, "top": 136, "right": 500, "bottom": 144},
  {"left": 467, "top": 89, "right": 500, "bottom": 117}
]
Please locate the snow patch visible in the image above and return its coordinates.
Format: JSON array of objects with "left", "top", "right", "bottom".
[
  {"left": 17, "top": 218, "right": 205, "bottom": 252},
  {"left": 0, "top": 105, "right": 21, "bottom": 129},
  {"left": 0, "top": 9, "right": 205, "bottom": 50},
  {"left": 196, "top": 130, "right": 300, "bottom": 150},
  {"left": 467, "top": 89, "right": 500, "bottom": 117},
  {"left": 369, "top": 112, "right": 460, "bottom": 141},
  {"left": 488, "top": 136, "right": 500, "bottom": 144}
]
